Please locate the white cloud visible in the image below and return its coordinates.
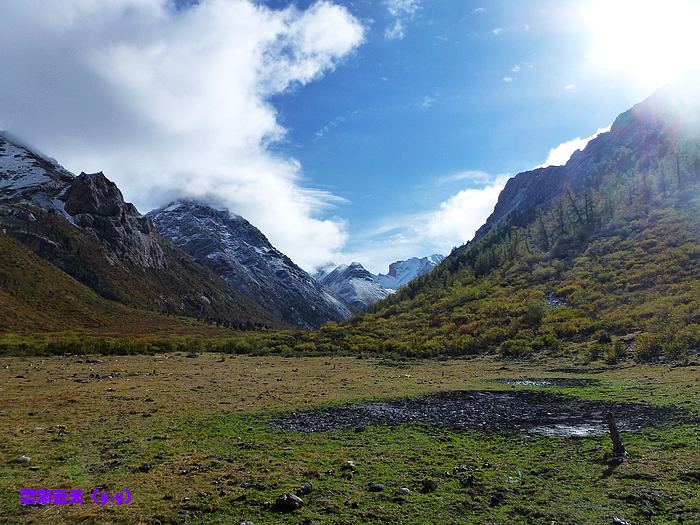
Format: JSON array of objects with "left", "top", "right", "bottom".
[
  {"left": 423, "top": 178, "right": 509, "bottom": 247},
  {"left": 492, "top": 27, "right": 504, "bottom": 35},
  {"left": 0, "top": 0, "right": 364, "bottom": 271},
  {"left": 385, "top": 19, "right": 405, "bottom": 40},
  {"left": 472, "top": 7, "right": 486, "bottom": 15},
  {"left": 503, "top": 76, "right": 514, "bottom": 83},
  {"left": 538, "top": 126, "right": 611, "bottom": 168},
  {"left": 384, "top": 0, "right": 420, "bottom": 40},
  {"left": 564, "top": 84, "right": 577, "bottom": 91},
  {"left": 343, "top": 173, "right": 510, "bottom": 273},
  {"left": 385, "top": 0, "right": 420, "bottom": 17},
  {"left": 438, "top": 170, "right": 505, "bottom": 185},
  {"left": 511, "top": 65, "right": 521, "bottom": 73},
  {"left": 420, "top": 95, "right": 435, "bottom": 109}
]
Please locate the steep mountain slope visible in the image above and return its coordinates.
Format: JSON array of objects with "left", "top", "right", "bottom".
[
  {"left": 297, "top": 81, "right": 700, "bottom": 361},
  {"left": 0, "top": 135, "right": 276, "bottom": 328},
  {"left": 316, "top": 262, "right": 391, "bottom": 311},
  {"left": 376, "top": 254, "right": 445, "bottom": 291},
  {"left": 0, "top": 230, "right": 232, "bottom": 336},
  {"left": 147, "top": 201, "right": 351, "bottom": 329}
]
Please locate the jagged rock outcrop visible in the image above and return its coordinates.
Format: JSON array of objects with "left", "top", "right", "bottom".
[{"left": 62, "top": 172, "right": 165, "bottom": 268}]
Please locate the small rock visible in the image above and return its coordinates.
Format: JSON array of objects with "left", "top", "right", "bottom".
[
  {"left": 296, "top": 483, "right": 313, "bottom": 496},
  {"left": 16, "top": 455, "right": 31, "bottom": 465},
  {"left": 239, "top": 522, "right": 254, "bottom": 525},
  {"left": 341, "top": 460, "right": 356, "bottom": 470},
  {"left": 612, "top": 519, "right": 630, "bottom": 525},
  {"left": 368, "top": 483, "right": 385, "bottom": 492},
  {"left": 396, "top": 488, "right": 411, "bottom": 496},
  {"left": 275, "top": 493, "right": 303, "bottom": 512},
  {"left": 421, "top": 479, "right": 438, "bottom": 493}
]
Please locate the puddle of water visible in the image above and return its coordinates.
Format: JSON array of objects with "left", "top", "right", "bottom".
[
  {"left": 275, "top": 390, "right": 688, "bottom": 437},
  {"left": 529, "top": 424, "right": 601, "bottom": 437}
]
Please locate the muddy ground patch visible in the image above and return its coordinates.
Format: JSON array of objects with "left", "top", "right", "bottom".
[{"left": 275, "top": 390, "right": 692, "bottom": 437}]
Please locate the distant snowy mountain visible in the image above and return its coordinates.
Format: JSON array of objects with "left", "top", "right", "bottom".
[
  {"left": 148, "top": 201, "right": 352, "bottom": 329},
  {"left": 315, "top": 254, "right": 444, "bottom": 310},
  {"left": 376, "top": 254, "right": 445, "bottom": 291},
  {"left": 315, "top": 262, "right": 391, "bottom": 311}
]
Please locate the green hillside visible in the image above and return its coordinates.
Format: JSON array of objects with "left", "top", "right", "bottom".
[{"left": 0, "top": 230, "right": 244, "bottom": 340}]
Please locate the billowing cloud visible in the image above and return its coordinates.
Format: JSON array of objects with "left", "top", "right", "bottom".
[
  {"left": 538, "top": 126, "right": 611, "bottom": 168},
  {"left": 423, "top": 177, "right": 509, "bottom": 247},
  {"left": 0, "top": 0, "right": 364, "bottom": 271}
]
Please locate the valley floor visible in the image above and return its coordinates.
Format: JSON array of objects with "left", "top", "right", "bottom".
[{"left": 1, "top": 354, "right": 698, "bottom": 524}]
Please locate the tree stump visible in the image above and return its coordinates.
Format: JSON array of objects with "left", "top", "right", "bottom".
[{"left": 606, "top": 411, "right": 626, "bottom": 458}]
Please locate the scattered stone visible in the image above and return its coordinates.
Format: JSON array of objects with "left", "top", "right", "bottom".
[
  {"left": 612, "top": 518, "right": 630, "bottom": 525},
  {"left": 296, "top": 483, "right": 313, "bottom": 496},
  {"left": 421, "top": 479, "right": 438, "bottom": 493},
  {"left": 368, "top": 483, "right": 385, "bottom": 492},
  {"left": 453, "top": 466, "right": 469, "bottom": 473},
  {"left": 396, "top": 488, "right": 411, "bottom": 496},
  {"left": 239, "top": 521, "right": 254, "bottom": 525},
  {"left": 275, "top": 493, "right": 303, "bottom": 512},
  {"left": 16, "top": 455, "right": 31, "bottom": 465},
  {"left": 133, "top": 464, "right": 153, "bottom": 473},
  {"left": 341, "top": 460, "right": 356, "bottom": 471}
]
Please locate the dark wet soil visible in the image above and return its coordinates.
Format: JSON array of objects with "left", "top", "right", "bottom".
[
  {"left": 498, "top": 378, "right": 599, "bottom": 387},
  {"left": 275, "top": 390, "right": 692, "bottom": 437}
]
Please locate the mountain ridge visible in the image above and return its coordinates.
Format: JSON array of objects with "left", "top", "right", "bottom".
[{"left": 0, "top": 136, "right": 278, "bottom": 329}]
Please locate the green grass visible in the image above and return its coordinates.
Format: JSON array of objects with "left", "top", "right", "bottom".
[{"left": 1, "top": 354, "right": 698, "bottom": 524}]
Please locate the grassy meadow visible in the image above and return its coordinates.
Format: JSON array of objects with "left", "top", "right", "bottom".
[{"left": 1, "top": 353, "right": 698, "bottom": 524}]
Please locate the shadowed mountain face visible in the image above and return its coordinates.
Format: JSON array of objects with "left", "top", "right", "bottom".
[
  {"left": 148, "top": 201, "right": 352, "bottom": 329},
  {"left": 0, "top": 135, "right": 276, "bottom": 329},
  {"left": 472, "top": 81, "right": 700, "bottom": 246}
]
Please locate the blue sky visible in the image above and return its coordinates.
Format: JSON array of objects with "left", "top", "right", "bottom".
[
  {"left": 263, "top": 0, "right": 684, "bottom": 271},
  {"left": 1, "top": 0, "right": 697, "bottom": 272}
]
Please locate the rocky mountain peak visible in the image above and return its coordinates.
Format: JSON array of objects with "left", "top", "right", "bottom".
[{"left": 148, "top": 199, "right": 351, "bottom": 328}]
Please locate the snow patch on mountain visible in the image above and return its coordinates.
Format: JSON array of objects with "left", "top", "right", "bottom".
[
  {"left": 376, "top": 254, "right": 445, "bottom": 291},
  {"left": 315, "top": 262, "right": 391, "bottom": 311},
  {"left": 315, "top": 255, "right": 443, "bottom": 310},
  {"left": 0, "top": 134, "right": 74, "bottom": 209}
]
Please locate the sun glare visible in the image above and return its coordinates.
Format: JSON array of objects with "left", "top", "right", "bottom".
[{"left": 584, "top": 0, "right": 700, "bottom": 88}]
